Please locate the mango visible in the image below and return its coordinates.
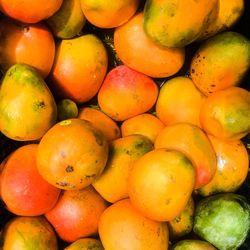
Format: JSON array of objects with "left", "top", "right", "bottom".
[
  {"left": 143, "top": 0, "right": 218, "bottom": 47},
  {"left": 0, "top": 63, "right": 57, "bottom": 141}
]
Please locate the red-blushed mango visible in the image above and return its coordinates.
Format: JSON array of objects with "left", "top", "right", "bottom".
[
  {"left": 172, "top": 239, "right": 216, "bottom": 250},
  {"left": 191, "top": 32, "right": 250, "bottom": 96},
  {"left": 45, "top": 186, "right": 108, "bottom": 242},
  {"left": 143, "top": 0, "right": 218, "bottom": 48},
  {"left": 0, "top": 63, "right": 57, "bottom": 141},
  {"left": 155, "top": 123, "right": 217, "bottom": 189},
  {"left": 198, "top": 135, "right": 249, "bottom": 196},
  {"left": 98, "top": 199, "right": 169, "bottom": 250},
  {"left": 80, "top": 0, "right": 139, "bottom": 28},
  {"left": 98, "top": 65, "right": 158, "bottom": 121},
  {"left": 36, "top": 119, "right": 109, "bottom": 190},
  {"left": 156, "top": 76, "right": 205, "bottom": 127},
  {"left": 121, "top": 113, "right": 165, "bottom": 143},
  {"left": 114, "top": 12, "right": 185, "bottom": 78},
  {"left": 47, "top": 0, "right": 86, "bottom": 39},
  {"left": 200, "top": 87, "right": 250, "bottom": 140},
  {"left": 50, "top": 34, "right": 108, "bottom": 103},
  {"left": 128, "top": 149, "right": 195, "bottom": 222},
  {"left": 64, "top": 238, "right": 104, "bottom": 250},
  {"left": 168, "top": 197, "right": 194, "bottom": 240},
  {"left": 93, "top": 135, "right": 153, "bottom": 203},
  {"left": 2, "top": 216, "right": 58, "bottom": 250},
  {"left": 0, "top": 0, "right": 62, "bottom": 23},
  {"left": 199, "top": 0, "right": 245, "bottom": 40},
  {"left": 78, "top": 106, "right": 121, "bottom": 141},
  {"left": 0, "top": 144, "right": 61, "bottom": 216},
  {"left": 0, "top": 18, "right": 55, "bottom": 78}
]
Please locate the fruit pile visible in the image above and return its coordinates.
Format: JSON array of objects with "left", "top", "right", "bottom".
[{"left": 0, "top": 0, "right": 250, "bottom": 249}]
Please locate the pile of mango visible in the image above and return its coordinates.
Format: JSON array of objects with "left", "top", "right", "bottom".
[{"left": 0, "top": 0, "right": 250, "bottom": 249}]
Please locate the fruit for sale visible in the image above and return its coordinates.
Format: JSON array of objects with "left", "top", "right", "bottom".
[
  {"left": 0, "top": 144, "right": 60, "bottom": 216},
  {"left": 114, "top": 12, "right": 185, "bottom": 78},
  {"left": 0, "top": 0, "right": 63, "bottom": 23},
  {"left": 0, "top": 17, "right": 55, "bottom": 78},
  {"left": 194, "top": 193, "right": 250, "bottom": 250},
  {"left": 129, "top": 149, "right": 195, "bottom": 221},
  {"left": 50, "top": 34, "right": 108, "bottom": 103},
  {"left": 199, "top": 0, "right": 245, "bottom": 40},
  {"left": 0, "top": 63, "right": 57, "bottom": 141},
  {"left": 93, "top": 134, "right": 153, "bottom": 203},
  {"left": 64, "top": 238, "right": 104, "bottom": 250},
  {"left": 121, "top": 113, "right": 165, "bottom": 143},
  {"left": 2, "top": 216, "right": 58, "bottom": 250},
  {"left": 198, "top": 135, "right": 249, "bottom": 196},
  {"left": 47, "top": 0, "right": 86, "bottom": 39},
  {"left": 200, "top": 87, "right": 250, "bottom": 140},
  {"left": 57, "top": 99, "right": 79, "bottom": 121},
  {"left": 191, "top": 32, "right": 250, "bottom": 95},
  {"left": 78, "top": 106, "right": 121, "bottom": 141},
  {"left": 80, "top": 0, "right": 139, "bottom": 28},
  {"left": 143, "top": 0, "right": 218, "bottom": 47},
  {"left": 156, "top": 76, "right": 205, "bottom": 127},
  {"left": 98, "top": 199, "right": 169, "bottom": 250},
  {"left": 167, "top": 197, "right": 194, "bottom": 240},
  {"left": 98, "top": 65, "right": 158, "bottom": 121},
  {"left": 36, "top": 119, "right": 109, "bottom": 190},
  {"left": 171, "top": 239, "right": 216, "bottom": 250},
  {"left": 45, "top": 186, "right": 108, "bottom": 242},
  {"left": 155, "top": 123, "right": 217, "bottom": 189}
]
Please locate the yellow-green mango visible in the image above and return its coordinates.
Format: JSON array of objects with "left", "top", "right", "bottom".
[
  {"left": 191, "top": 31, "right": 250, "bottom": 96},
  {"left": 0, "top": 63, "right": 57, "bottom": 141},
  {"left": 143, "top": 0, "right": 218, "bottom": 48},
  {"left": 47, "top": 0, "right": 86, "bottom": 39}
]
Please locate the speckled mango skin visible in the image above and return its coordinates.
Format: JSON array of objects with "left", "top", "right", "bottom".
[
  {"left": 198, "top": 0, "right": 244, "bottom": 40},
  {"left": 200, "top": 87, "right": 250, "bottom": 140},
  {"left": 0, "top": 63, "right": 57, "bottom": 141},
  {"left": 92, "top": 134, "right": 153, "bottom": 203},
  {"left": 2, "top": 216, "right": 58, "bottom": 250},
  {"left": 143, "top": 0, "right": 218, "bottom": 48},
  {"left": 64, "top": 238, "right": 104, "bottom": 250},
  {"left": 47, "top": 0, "right": 86, "bottom": 39},
  {"left": 168, "top": 197, "right": 194, "bottom": 240},
  {"left": 191, "top": 32, "right": 250, "bottom": 96}
]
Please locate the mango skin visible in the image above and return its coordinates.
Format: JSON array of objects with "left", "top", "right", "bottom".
[
  {"left": 171, "top": 239, "right": 216, "bottom": 250},
  {"left": 194, "top": 193, "right": 250, "bottom": 250},
  {"left": 199, "top": 0, "right": 244, "bottom": 40},
  {"left": 191, "top": 31, "right": 250, "bottom": 96},
  {"left": 47, "top": 0, "right": 86, "bottom": 39},
  {"left": 143, "top": 0, "right": 218, "bottom": 48},
  {"left": 2, "top": 216, "right": 58, "bottom": 250},
  {"left": 93, "top": 134, "right": 153, "bottom": 203},
  {"left": 64, "top": 238, "right": 104, "bottom": 250},
  {"left": 0, "top": 63, "right": 57, "bottom": 141}
]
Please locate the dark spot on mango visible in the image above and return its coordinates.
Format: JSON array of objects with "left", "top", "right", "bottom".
[
  {"left": 85, "top": 174, "right": 97, "bottom": 179},
  {"left": 93, "top": 131, "right": 104, "bottom": 146},
  {"left": 211, "top": 84, "right": 216, "bottom": 87},
  {"left": 66, "top": 165, "right": 74, "bottom": 172},
  {"left": 191, "top": 69, "right": 195, "bottom": 74},
  {"left": 56, "top": 181, "right": 75, "bottom": 188},
  {"left": 174, "top": 216, "right": 181, "bottom": 223},
  {"left": 33, "top": 100, "right": 45, "bottom": 111}
]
